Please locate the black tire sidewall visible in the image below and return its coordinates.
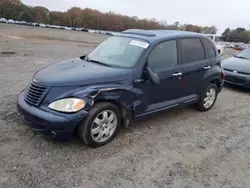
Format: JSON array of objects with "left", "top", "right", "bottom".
[
  {"left": 79, "top": 102, "right": 121, "bottom": 147},
  {"left": 198, "top": 83, "right": 218, "bottom": 111}
]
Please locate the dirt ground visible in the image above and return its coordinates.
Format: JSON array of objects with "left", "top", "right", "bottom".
[{"left": 1, "top": 23, "right": 250, "bottom": 188}]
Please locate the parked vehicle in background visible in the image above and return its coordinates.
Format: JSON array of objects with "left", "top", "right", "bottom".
[
  {"left": 81, "top": 28, "right": 88, "bottom": 32},
  {"left": 21, "top": 21, "right": 28, "bottom": 25},
  {"left": 39, "top": 23, "right": 46, "bottom": 27},
  {"left": 64, "top": 27, "right": 72, "bottom": 30},
  {"left": 204, "top": 34, "right": 225, "bottom": 56},
  {"left": 0, "top": 18, "right": 8, "bottom": 23},
  {"left": 54, "top": 25, "right": 61, "bottom": 29},
  {"left": 14, "top": 20, "right": 21, "bottom": 24},
  {"left": 30, "top": 22, "right": 36, "bottom": 26},
  {"left": 8, "top": 19, "right": 15, "bottom": 24},
  {"left": 233, "top": 44, "right": 248, "bottom": 51},
  {"left": 17, "top": 29, "right": 224, "bottom": 147},
  {"left": 222, "top": 48, "right": 250, "bottom": 87}
]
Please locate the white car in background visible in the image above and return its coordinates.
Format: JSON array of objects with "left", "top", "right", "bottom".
[
  {"left": 64, "top": 27, "right": 72, "bottom": 30},
  {"left": 14, "top": 20, "right": 21, "bottom": 24},
  {"left": 39, "top": 23, "right": 46, "bottom": 27},
  {"left": 0, "top": 18, "right": 8, "bottom": 23},
  {"left": 203, "top": 34, "right": 225, "bottom": 56},
  {"left": 8, "top": 19, "right": 15, "bottom": 24},
  {"left": 20, "top": 21, "right": 28, "bottom": 25}
]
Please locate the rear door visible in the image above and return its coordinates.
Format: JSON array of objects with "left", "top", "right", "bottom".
[{"left": 179, "top": 37, "right": 211, "bottom": 97}]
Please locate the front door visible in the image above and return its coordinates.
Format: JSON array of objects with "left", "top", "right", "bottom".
[{"left": 134, "top": 39, "right": 182, "bottom": 117}]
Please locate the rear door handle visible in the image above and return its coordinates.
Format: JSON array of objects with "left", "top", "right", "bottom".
[
  {"left": 172, "top": 72, "right": 182, "bottom": 76},
  {"left": 134, "top": 79, "right": 145, "bottom": 83},
  {"left": 204, "top": 66, "right": 211, "bottom": 70}
]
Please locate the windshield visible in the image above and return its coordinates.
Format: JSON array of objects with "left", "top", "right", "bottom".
[
  {"left": 235, "top": 48, "right": 250, "bottom": 59},
  {"left": 87, "top": 36, "right": 149, "bottom": 68}
]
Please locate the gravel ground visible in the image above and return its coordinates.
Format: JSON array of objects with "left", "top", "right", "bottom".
[{"left": 1, "top": 23, "right": 250, "bottom": 188}]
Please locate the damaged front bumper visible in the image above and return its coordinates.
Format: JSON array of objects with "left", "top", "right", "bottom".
[{"left": 17, "top": 90, "right": 88, "bottom": 141}]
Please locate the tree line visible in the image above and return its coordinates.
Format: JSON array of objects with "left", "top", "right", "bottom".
[
  {"left": 1, "top": 0, "right": 218, "bottom": 34},
  {"left": 1, "top": 0, "right": 249, "bottom": 42},
  {"left": 221, "top": 27, "right": 250, "bottom": 43}
]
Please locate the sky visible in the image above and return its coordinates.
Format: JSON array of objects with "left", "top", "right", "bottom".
[{"left": 22, "top": 0, "right": 250, "bottom": 35}]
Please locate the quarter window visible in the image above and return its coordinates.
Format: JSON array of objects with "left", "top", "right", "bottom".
[
  {"left": 148, "top": 40, "right": 178, "bottom": 71},
  {"left": 202, "top": 38, "right": 216, "bottom": 58},
  {"left": 180, "top": 38, "right": 205, "bottom": 64}
]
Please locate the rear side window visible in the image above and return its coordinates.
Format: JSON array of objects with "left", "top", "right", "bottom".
[
  {"left": 202, "top": 38, "right": 216, "bottom": 58},
  {"left": 148, "top": 40, "right": 178, "bottom": 71},
  {"left": 180, "top": 38, "right": 205, "bottom": 64}
]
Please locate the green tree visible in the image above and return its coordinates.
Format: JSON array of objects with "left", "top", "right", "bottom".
[
  {"left": 227, "top": 28, "right": 250, "bottom": 42},
  {"left": 0, "top": 0, "right": 224, "bottom": 34},
  {"left": 19, "top": 11, "right": 33, "bottom": 22},
  {"left": 221, "top": 27, "right": 230, "bottom": 41},
  {"left": 32, "top": 6, "right": 50, "bottom": 23}
]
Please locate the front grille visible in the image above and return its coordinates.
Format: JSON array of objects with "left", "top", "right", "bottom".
[
  {"left": 225, "top": 75, "right": 246, "bottom": 84},
  {"left": 25, "top": 81, "right": 49, "bottom": 106},
  {"left": 224, "top": 68, "right": 249, "bottom": 76}
]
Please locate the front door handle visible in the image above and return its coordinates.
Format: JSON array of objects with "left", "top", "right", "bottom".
[
  {"left": 204, "top": 66, "right": 211, "bottom": 70},
  {"left": 134, "top": 79, "right": 145, "bottom": 83},
  {"left": 172, "top": 72, "right": 182, "bottom": 76}
]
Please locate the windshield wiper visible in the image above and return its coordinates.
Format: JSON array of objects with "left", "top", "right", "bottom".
[
  {"left": 88, "top": 59, "right": 112, "bottom": 67},
  {"left": 235, "top": 55, "right": 249, "bottom": 60},
  {"left": 84, "top": 56, "right": 112, "bottom": 67}
]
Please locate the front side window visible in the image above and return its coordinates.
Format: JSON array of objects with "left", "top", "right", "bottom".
[
  {"left": 88, "top": 36, "right": 149, "bottom": 68},
  {"left": 180, "top": 38, "right": 205, "bottom": 64},
  {"left": 148, "top": 40, "right": 178, "bottom": 71}
]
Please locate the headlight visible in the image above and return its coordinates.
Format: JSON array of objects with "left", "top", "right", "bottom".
[{"left": 48, "top": 98, "right": 86, "bottom": 113}]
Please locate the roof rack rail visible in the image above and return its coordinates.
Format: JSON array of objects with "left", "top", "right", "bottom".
[{"left": 121, "top": 29, "right": 156, "bottom": 37}]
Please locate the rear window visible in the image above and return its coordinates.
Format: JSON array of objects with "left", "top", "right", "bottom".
[
  {"left": 202, "top": 38, "right": 216, "bottom": 58},
  {"left": 180, "top": 38, "right": 205, "bottom": 64}
]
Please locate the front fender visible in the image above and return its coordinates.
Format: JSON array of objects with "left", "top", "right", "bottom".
[{"left": 45, "top": 84, "right": 141, "bottom": 119}]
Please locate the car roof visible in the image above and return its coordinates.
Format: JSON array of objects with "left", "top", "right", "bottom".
[{"left": 119, "top": 29, "right": 202, "bottom": 43}]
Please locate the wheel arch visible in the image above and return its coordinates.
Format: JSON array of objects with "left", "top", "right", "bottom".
[{"left": 93, "top": 99, "right": 132, "bottom": 127}]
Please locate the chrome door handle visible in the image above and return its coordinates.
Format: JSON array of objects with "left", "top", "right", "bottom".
[
  {"left": 204, "top": 66, "right": 211, "bottom": 69},
  {"left": 134, "top": 79, "right": 145, "bottom": 83},
  {"left": 172, "top": 72, "right": 182, "bottom": 76}
]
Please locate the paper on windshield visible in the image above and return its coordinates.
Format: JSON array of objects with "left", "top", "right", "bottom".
[{"left": 130, "top": 40, "right": 149, "bottom": 49}]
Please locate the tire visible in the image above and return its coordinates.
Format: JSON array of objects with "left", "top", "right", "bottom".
[
  {"left": 196, "top": 83, "right": 218, "bottom": 111},
  {"left": 78, "top": 102, "right": 121, "bottom": 147}
]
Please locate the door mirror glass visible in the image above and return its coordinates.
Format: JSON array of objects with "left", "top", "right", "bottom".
[{"left": 146, "top": 66, "right": 160, "bottom": 85}]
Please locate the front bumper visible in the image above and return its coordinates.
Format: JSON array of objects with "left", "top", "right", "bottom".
[
  {"left": 224, "top": 70, "right": 250, "bottom": 88},
  {"left": 17, "top": 90, "right": 88, "bottom": 141}
]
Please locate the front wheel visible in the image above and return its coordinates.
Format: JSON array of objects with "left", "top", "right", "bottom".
[
  {"left": 78, "top": 102, "right": 121, "bottom": 147},
  {"left": 196, "top": 83, "right": 218, "bottom": 111}
]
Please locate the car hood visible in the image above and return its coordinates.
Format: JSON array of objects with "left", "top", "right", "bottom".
[
  {"left": 222, "top": 57, "right": 250, "bottom": 73},
  {"left": 34, "top": 58, "right": 133, "bottom": 86}
]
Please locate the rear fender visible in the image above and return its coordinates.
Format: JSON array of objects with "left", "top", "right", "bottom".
[{"left": 203, "top": 65, "right": 223, "bottom": 87}]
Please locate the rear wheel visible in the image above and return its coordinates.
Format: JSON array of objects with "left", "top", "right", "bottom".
[
  {"left": 78, "top": 102, "right": 121, "bottom": 147},
  {"left": 197, "top": 83, "right": 218, "bottom": 111}
]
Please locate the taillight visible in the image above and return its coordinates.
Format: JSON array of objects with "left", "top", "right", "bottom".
[{"left": 221, "top": 71, "right": 225, "bottom": 80}]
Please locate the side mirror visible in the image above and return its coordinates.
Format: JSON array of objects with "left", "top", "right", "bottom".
[{"left": 146, "top": 66, "right": 160, "bottom": 85}]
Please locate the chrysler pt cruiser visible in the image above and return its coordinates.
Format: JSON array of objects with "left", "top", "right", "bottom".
[{"left": 17, "top": 29, "right": 224, "bottom": 147}]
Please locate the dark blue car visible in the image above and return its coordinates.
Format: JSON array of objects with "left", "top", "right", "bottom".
[{"left": 17, "top": 29, "right": 224, "bottom": 147}]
